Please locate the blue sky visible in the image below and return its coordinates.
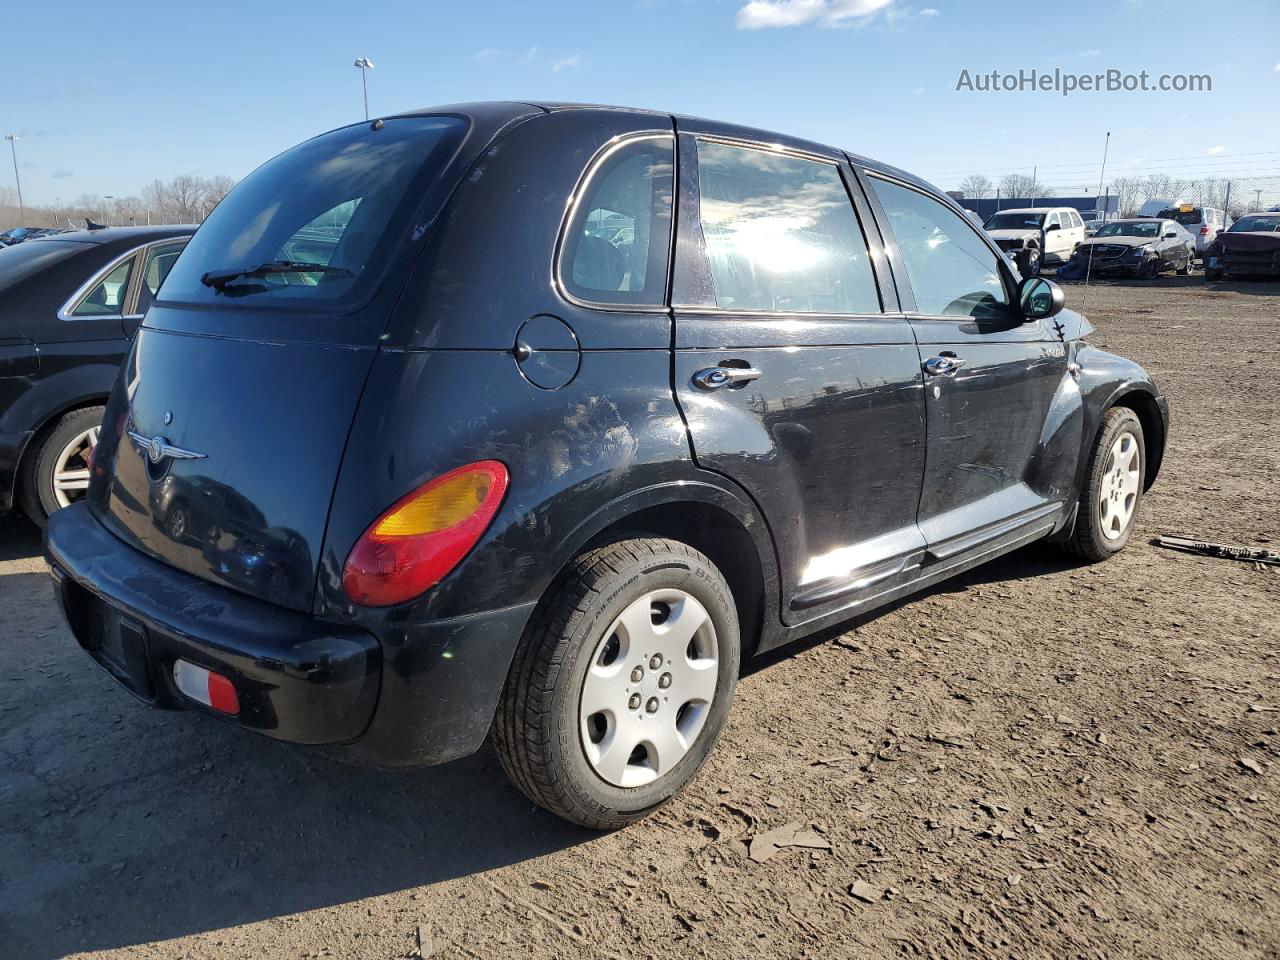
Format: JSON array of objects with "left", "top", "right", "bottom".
[{"left": 3, "top": 0, "right": 1278, "bottom": 205}]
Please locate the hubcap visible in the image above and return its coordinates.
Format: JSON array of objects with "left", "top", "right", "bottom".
[
  {"left": 51, "top": 425, "right": 100, "bottom": 509},
  {"left": 579, "top": 589, "right": 719, "bottom": 788},
  {"left": 1098, "top": 430, "right": 1141, "bottom": 540}
]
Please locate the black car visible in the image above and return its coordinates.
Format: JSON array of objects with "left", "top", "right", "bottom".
[
  {"left": 1204, "top": 212, "right": 1280, "bottom": 280},
  {"left": 46, "top": 103, "right": 1168, "bottom": 829},
  {"left": 0, "top": 225, "right": 194, "bottom": 523},
  {"left": 1064, "top": 218, "right": 1195, "bottom": 278}
]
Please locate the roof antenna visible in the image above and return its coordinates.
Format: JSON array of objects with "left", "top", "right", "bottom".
[{"left": 1079, "top": 130, "right": 1110, "bottom": 318}]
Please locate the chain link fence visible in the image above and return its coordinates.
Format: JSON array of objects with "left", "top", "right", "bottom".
[{"left": 949, "top": 173, "right": 1280, "bottom": 220}]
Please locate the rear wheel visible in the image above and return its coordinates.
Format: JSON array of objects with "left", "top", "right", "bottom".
[
  {"left": 20, "top": 406, "right": 105, "bottom": 526},
  {"left": 493, "top": 537, "right": 740, "bottom": 829},
  {"left": 1205, "top": 265, "right": 1224, "bottom": 281},
  {"left": 1058, "top": 407, "right": 1145, "bottom": 562},
  {"left": 1176, "top": 256, "right": 1192, "bottom": 276}
]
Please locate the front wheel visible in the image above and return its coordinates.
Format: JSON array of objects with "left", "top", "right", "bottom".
[
  {"left": 1020, "top": 247, "right": 1042, "bottom": 277},
  {"left": 1058, "top": 407, "right": 1146, "bottom": 562},
  {"left": 1205, "top": 265, "right": 1224, "bottom": 281},
  {"left": 493, "top": 537, "right": 740, "bottom": 829}
]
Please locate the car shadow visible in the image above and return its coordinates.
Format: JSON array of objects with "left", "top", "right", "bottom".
[
  {"left": 0, "top": 514, "right": 42, "bottom": 562},
  {"left": 0, "top": 566, "right": 592, "bottom": 959}
]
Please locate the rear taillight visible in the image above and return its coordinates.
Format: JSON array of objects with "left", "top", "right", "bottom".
[
  {"left": 1200, "top": 225, "right": 1210, "bottom": 235},
  {"left": 342, "top": 460, "right": 509, "bottom": 607}
]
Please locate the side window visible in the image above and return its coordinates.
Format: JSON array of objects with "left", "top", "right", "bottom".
[
  {"left": 869, "top": 176, "right": 1010, "bottom": 319},
  {"left": 694, "top": 140, "right": 880, "bottom": 314},
  {"left": 70, "top": 256, "right": 135, "bottom": 318},
  {"left": 1045, "top": 212, "right": 1059, "bottom": 229},
  {"left": 561, "top": 136, "right": 675, "bottom": 306},
  {"left": 136, "top": 240, "right": 189, "bottom": 314}
]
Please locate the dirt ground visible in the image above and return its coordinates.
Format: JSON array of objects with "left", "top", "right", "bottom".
[{"left": 2, "top": 277, "right": 1278, "bottom": 960}]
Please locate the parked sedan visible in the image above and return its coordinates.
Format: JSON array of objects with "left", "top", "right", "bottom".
[
  {"left": 1204, "top": 212, "right": 1280, "bottom": 280},
  {"left": 0, "top": 225, "right": 194, "bottom": 524},
  {"left": 1064, "top": 218, "right": 1194, "bottom": 278},
  {"left": 46, "top": 102, "right": 1167, "bottom": 830}
]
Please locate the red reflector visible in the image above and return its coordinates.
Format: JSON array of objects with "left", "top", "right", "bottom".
[
  {"left": 173, "top": 659, "right": 240, "bottom": 715},
  {"left": 343, "top": 460, "right": 509, "bottom": 607},
  {"left": 207, "top": 673, "right": 240, "bottom": 715}
]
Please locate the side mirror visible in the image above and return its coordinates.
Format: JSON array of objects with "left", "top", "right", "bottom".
[
  {"left": 1045, "top": 223, "right": 1060, "bottom": 232},
  {"left": 1163, "top": 230, "right": 1178, "bottom": 238},
  {"left": 1018, "top": 276, "right": 1065, "bottom": 321}
]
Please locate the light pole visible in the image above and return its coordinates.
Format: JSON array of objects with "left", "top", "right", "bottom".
[
  {"left": 353, "top": 57, "right": 374, "bottom": 120},
  {"left": 5, "top": 134, "right": 24, "bottom": 224},
  {"left": 102, "top": 195, "right": 114, "bottom": 226}
]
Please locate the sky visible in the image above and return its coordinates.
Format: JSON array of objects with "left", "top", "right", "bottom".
[{"left": 3, "top": 0, "right": 1278, "bottom": 206}]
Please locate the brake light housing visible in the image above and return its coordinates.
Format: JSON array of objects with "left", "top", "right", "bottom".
[{"left": 342, "top": 460, "right": 509, "bottom": 607}]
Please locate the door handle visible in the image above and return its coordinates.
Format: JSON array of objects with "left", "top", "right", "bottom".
[
  {"left": 923, "top": 355, "right": 965, "bottom": 377},
  {"left": 692, "top": 365, "right": 763, "bottom": 390}
]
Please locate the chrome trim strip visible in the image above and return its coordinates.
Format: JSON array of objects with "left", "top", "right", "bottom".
[
  {"left": 552, "top": 132, "right": 676, "bottom": 315},
  {"left": 692, "top": 133, "right": 840, "bottom": 167}
]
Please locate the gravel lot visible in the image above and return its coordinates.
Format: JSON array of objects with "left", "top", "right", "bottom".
[{"left": 2, "top": 277, "right": 1278, "bottom": 960}]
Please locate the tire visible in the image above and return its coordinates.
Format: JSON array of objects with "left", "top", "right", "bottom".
[
  {"left": 1205, "top": 266, "right": 1224, "bottom": 281},
  {"left": 1020, "top": 247, "right": 1042, "bottom": 277},
  {"left": 493, "top": 537, "right": 740, "bottom": 830},
  {"left": 19, "top": 405, "right": 105, "bottom": 527},
  {"left": 1142, "top": 258, "right": 1161, "bottom": 279},
  {"left": 1176, "top": 256, "right": 1192, "bottom": 276},
  {"left": 1058, "top": 407, "right": 1145, "bottom": 563}
]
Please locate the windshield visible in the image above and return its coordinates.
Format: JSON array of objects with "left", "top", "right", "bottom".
[
  {"left": 1158, "top": 208, "right": 1203, "bottom": 225},
  {"left": 159, "top": 116, "right": 468, "bottom": 309},
  {"left": 1095, "top": 221, "right": 1161, "bottom": 239},
  {"left": 984, "top": 212, "right": 1045, "bottom": 230},
  {"left": 1231, "top": 215, "right": 1280, "bottom": 233}
]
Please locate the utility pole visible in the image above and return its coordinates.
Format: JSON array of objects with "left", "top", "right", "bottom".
[
  {"left": 353, "top": 57, "right": 374, "bottom": 120},
  {"left": 1096, "top": 131, "right": 1111, "bottom": 222},
  {"left": 5, "top": 134, "right": 24, "bottom": 223}
]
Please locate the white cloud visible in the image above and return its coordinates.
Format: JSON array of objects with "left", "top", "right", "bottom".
[
  {"left": 474, "top": 48, "right": 502, "bottom": 62},
  {"left": 1206, "top": 145, "right": 1225, "bottom": 155},
  {"left": 552, "top": 54, "right": 582, "bottom": 72},
  {"left": 737, "top": 0, "right": 895, "bottom": 29},
  {"left": 1274, "top": 62, "right": 1280, "bottom": 72},
  {"left": 520, "top": 46, "right": 538, "bottom": 64},
  {"left": 919, "top": 6, "right": 939, "bottom": 14},
  {"left": 1079, "top": 48, "right": 1102, "bottom": 58},
  {"left": 913, "top": 85, "right": 926, "bottom": 95}
]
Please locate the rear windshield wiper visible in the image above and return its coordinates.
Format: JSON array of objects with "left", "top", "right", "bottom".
[{"left": 200, "top": 260, "right": 353, "bottom": 291}]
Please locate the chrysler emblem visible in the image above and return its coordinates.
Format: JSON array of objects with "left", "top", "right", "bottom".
[{"left": 127, "top": 430, "right": 207, "bottom": 464}]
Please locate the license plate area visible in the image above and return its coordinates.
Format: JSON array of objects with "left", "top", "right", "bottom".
[{"left": 79, "top": 594, "right": 155, "bottom": 701}]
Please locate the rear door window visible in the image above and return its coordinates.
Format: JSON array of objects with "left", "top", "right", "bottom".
[
  {"left": 869, "top": 176, "right": 1010, "bottom": 319},
  {"left": 560, "top": 136, "right": 675, "bottom": 307},
  {"left": 694, "top": 140, "right": 880, "bottom": 314},
  {"left": 157, "top": 116, "right": 468, "bottom": 310},
  {"left": 70, "top": 256, "right": 135, "bottom": 317}
]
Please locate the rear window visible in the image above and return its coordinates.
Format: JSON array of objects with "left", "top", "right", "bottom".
[
  {"left": 158, "top": 116, "right": 468, "bottom": 310},
  {"left": 0, "top": 239, "right": 85, "bottom": 294},
  {"left": 1158, "top": 207, "right": 1203, "bottom": 225}
]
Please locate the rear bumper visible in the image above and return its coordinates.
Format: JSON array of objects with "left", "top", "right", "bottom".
[
  {"left": 0, "top": 430, "right": 33, "bottom": 513},
  {"left": 47, "top": 502, "right": 382, "bottom": 745},
  {"left": 46, "top": 501, "right": 537, "bottom": 766}
]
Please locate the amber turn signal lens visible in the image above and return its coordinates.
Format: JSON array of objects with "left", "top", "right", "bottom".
[{"left": 343, "top": 461, "right": 509, "bottom": 607}]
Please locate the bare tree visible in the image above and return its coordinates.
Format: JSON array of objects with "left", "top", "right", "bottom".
[
  {"left": 999, "top": 173, "right": 1048, "bottom": 201},
  {"left": 1109, "top": 177, "right": 1143, "bottom": 217},
  {"left": 203, "top": 175, "right": 237, "bottom": 214},
  {"left": 958, "top": 174, "right": 992, "bottom": 199}
]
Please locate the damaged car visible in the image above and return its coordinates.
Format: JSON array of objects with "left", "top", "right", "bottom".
[
  {"left": 1062, "top": 218, "right": 1194, "bottom": 279},
  {"left": 1204, "top": 213, "right": 1280, "bottom": 281}
]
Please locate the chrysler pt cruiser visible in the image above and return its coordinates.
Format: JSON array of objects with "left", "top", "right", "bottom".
[{"left": 46, "top": 102, "right": 1168, "bottom": 828}]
